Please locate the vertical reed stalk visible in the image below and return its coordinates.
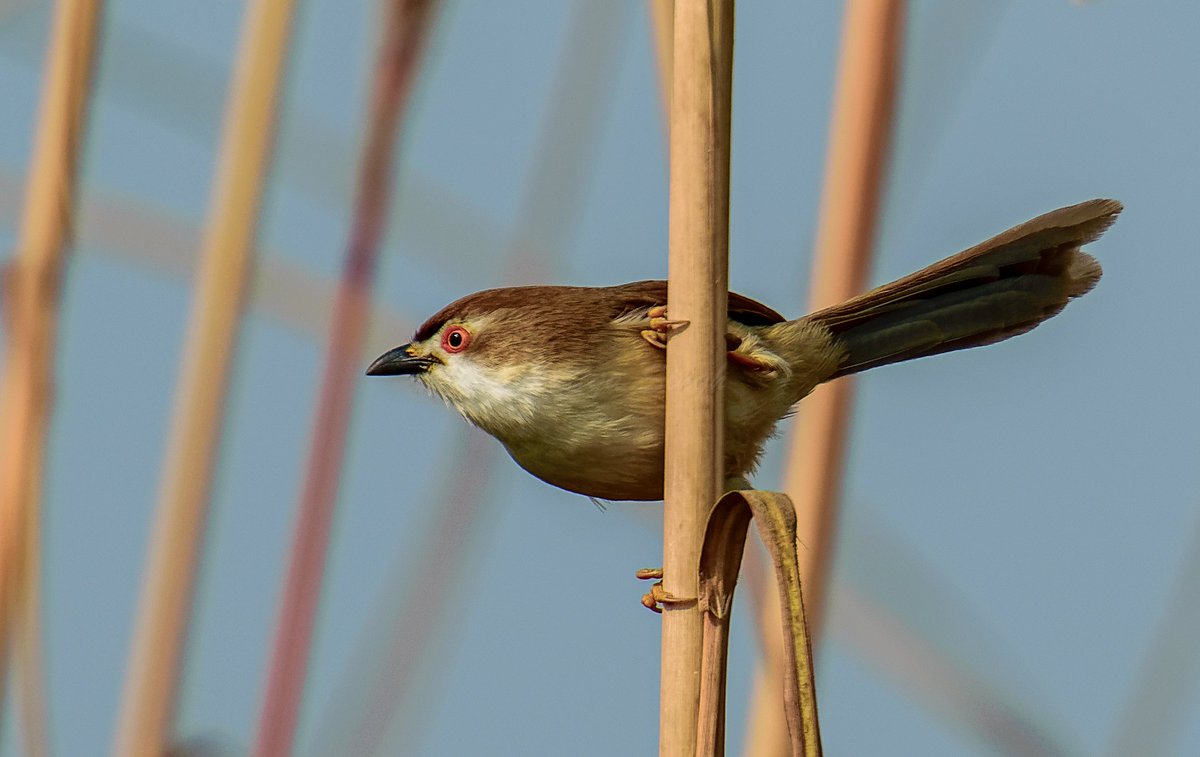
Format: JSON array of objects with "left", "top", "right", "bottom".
[
  {"left": 112, "top": 2, "right": 297, "bottom": 754},
  {"left": 743, "top": 2, "right": 903, "bottom": 754},
  {"left": 661, "top": 2, "right": 734, "bottom": 755},
  {"left": 251, "top": 3, "right": 438, "bottom": 755},
  {"left": 305, "top": 4, "right": 623, "bottom": 752},
  {"left": 0, "top": 1, "right": 103, "bottom": 753},
  {"left": 648, "top": 0, "right": 673, "bottom": 130},
  {"left": 786, "top": 0, "right": 903, "bottom": 634}
]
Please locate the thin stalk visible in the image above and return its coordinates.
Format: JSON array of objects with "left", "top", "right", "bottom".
[
  {"left": 112, "top": 2, "right": 297, "bottom": 754},
  {"left": 786, "top": 0, "right": 903, "bottom": 634},
  {"left": 744, "top": 2, "right": 903, "bottom": 754},
  {"left": 648, "top": 0, "right": 673, "bottom": 131},
  {"left": 304, "top": 3, "right": 626, "bottom": 752},
  {"left": 661, "top": 2, "right": 734, "bottom": 755},
  {"left": 251, "top": 3, "right": 439, "bottom": 755},
  {"left": 1105, "top": 508, "right": 1200, "bottom": 757},
  {"left": 14, "top": 501, "right": 48, "bottom": 757},
  {"left": 0, "top": 0, "right": 103, "bottom": 753}
]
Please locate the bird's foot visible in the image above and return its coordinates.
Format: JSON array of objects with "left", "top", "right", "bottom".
[
  {"left": 724, "top": 328, "right": 784, "bottom": 374},
  {"left": 638, "top": 307, "right": 776, "bottom": 375},
  {"left": 636, "top": 567, "right": 693, "bottom": 613},
  {"left": 726, "top": 347, "right": 776, "bottom": 372},
  {"left": 640, "top": 306, "right": 689, "bottom": 349}
]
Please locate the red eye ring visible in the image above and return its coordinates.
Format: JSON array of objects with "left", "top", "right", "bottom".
[{"left": 442, "top": 325, "right": 471, "bottom": 353}]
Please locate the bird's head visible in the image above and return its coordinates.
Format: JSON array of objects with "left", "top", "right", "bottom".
[{"left": 366, "top": 285, "right": 602, "bottom": 438}]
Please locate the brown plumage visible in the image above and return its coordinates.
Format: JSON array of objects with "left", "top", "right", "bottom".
[{"left": 368, "top": 199, "right": 1120, "bottom": 501}]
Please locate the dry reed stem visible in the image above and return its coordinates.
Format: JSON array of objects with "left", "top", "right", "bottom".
[
  {"left": 112, "top": 2, "right": 297, "bottom": 754},
  {"left": 744, "top": 2, "right": 903, "bottom": 754},
  {"left": 695, "top": 494, "right": 754, "bottom": 756},
  {"left": 251, "top": 3, "right": 439, "bottom": 755},
  {"left": 661, "top": 2, "right": 734, "bottom": 755},
  {"left": 0, "top": 0, "right": 103, "bottom": 752},
  {"left": 743, "top": 492, "right": 822, "bottom": 756},
  {"left": 698, "top": 490, "right": 823, "bottom": 757}
]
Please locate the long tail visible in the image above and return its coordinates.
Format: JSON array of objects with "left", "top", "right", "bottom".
[{"left": 807, "top": 198, "right": 1121, "bottom": 380}]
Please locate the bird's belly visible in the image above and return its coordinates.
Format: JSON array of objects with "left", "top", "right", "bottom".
[
  {"left": 495, "top": 379, "right": 798, "bottom": 502},
  {"left": 484, "top": 337, "right": 809, "bottom": 501},
  {"left": 503, "top": 428, "right": 666, "bottom": 501}
]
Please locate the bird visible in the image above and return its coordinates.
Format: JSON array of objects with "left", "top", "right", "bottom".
[{"left": 367, "top": 199, "right": 1121, "bottom": 502}]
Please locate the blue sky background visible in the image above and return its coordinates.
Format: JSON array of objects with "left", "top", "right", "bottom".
[{"left": 1, "top": 1, "right": 1198, "bottom": 755}]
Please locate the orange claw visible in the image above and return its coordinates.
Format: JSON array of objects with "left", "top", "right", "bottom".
[
  {"left": 641, "top": 589, "right": 664, "bottom": 613},
  {"left": 636, "top": 567, "right": 692, "bottom": 612},
  {"left": 640, "top": 306, "right": 689, "bottom": 349}
]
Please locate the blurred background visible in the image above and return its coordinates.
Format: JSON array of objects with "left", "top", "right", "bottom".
[{"left": 1, "top": 0, "right": 1198, "bottom": 755}]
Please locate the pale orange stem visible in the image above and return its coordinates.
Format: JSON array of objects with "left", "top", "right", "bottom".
[
  {"left": 251, "top": 3, "right": 439, "bottom": 756},
  {"left": 648, "top": 0, "right": 673, "bottom": 130},
  {"left": 112, "top": 2, "right": 297, "bottom": 754},
  {"left": 0, "top": 0, "right": 103, "bottom": 753},
  {"left": 743, "top": 1, "right": 904, "bottom": 755},
  {"left": 661, "top": 2, "right": 734, "bottom": 756}
]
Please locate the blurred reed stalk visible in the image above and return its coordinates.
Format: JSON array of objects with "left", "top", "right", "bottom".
[
  {"left": 251, "top": 2, "right": 439, "bottom": 755},
  {"left": 0, "top": 1, "right": 103, "bottom": 754},
  {"left": 648, "top": 0, "right": 673, "bottom": 131},
  {"left": 832, "top": 582, "right": 1070, "bottom": 756},
  {"left": 743, "top": 2, "right": 903, "bottom": 754},
  {"left": 310, "top": 432, "right": 495, "bottom": 757},
  {"left": 304, "top": 3, "right": 626, "bottom": 753},
  {"left": 0, "top": 22, "right": 508, "bottom": 290},
  {"left": 661, "top": 2, "right": 734, "bottom": 755},
  {"left": 112, "top": 1, "right": 298, "bottom": 754},
  {"left": 1105, "top": 507, "right": 1200, "bottom": 757}
]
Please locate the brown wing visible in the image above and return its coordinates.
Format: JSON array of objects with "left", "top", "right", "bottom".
[{"left": 610, "top": 280, "right": 786, "bottom": 326}]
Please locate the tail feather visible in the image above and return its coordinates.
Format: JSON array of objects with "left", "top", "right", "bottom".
[{"left": 808, "top": 199, "right": 1119, "bottom": 379}]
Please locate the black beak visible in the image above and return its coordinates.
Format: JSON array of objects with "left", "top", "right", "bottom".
[{"left": 366, "top": 344, "right": 437, "bottom": 376}]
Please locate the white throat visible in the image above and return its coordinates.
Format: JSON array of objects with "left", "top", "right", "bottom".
[{"left": 422, "top": 357, "right": 553, "bottom": 439}]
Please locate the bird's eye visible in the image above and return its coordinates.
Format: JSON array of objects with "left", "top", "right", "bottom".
[{"left": 442, "top": 325, "right": 471, "bottom": 353}]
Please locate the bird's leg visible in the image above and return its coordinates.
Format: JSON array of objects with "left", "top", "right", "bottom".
[
  {"left": 637, "top": 478, "right": 751, "bottom": 612},
  {"left": 724, "top": 475, "right": 752, "bottom": 492},
  {"left": 636, "top": 567, "right": 695, "bottom": 613},
  {"left": 640, "top": 305, "right": 689, "bottom": 349},
  {"left": 724, "top": 328, "right": 782, "bottom": 374},
  {"left": 641, "top": 309, "right": 778, "bottom": 375}
]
